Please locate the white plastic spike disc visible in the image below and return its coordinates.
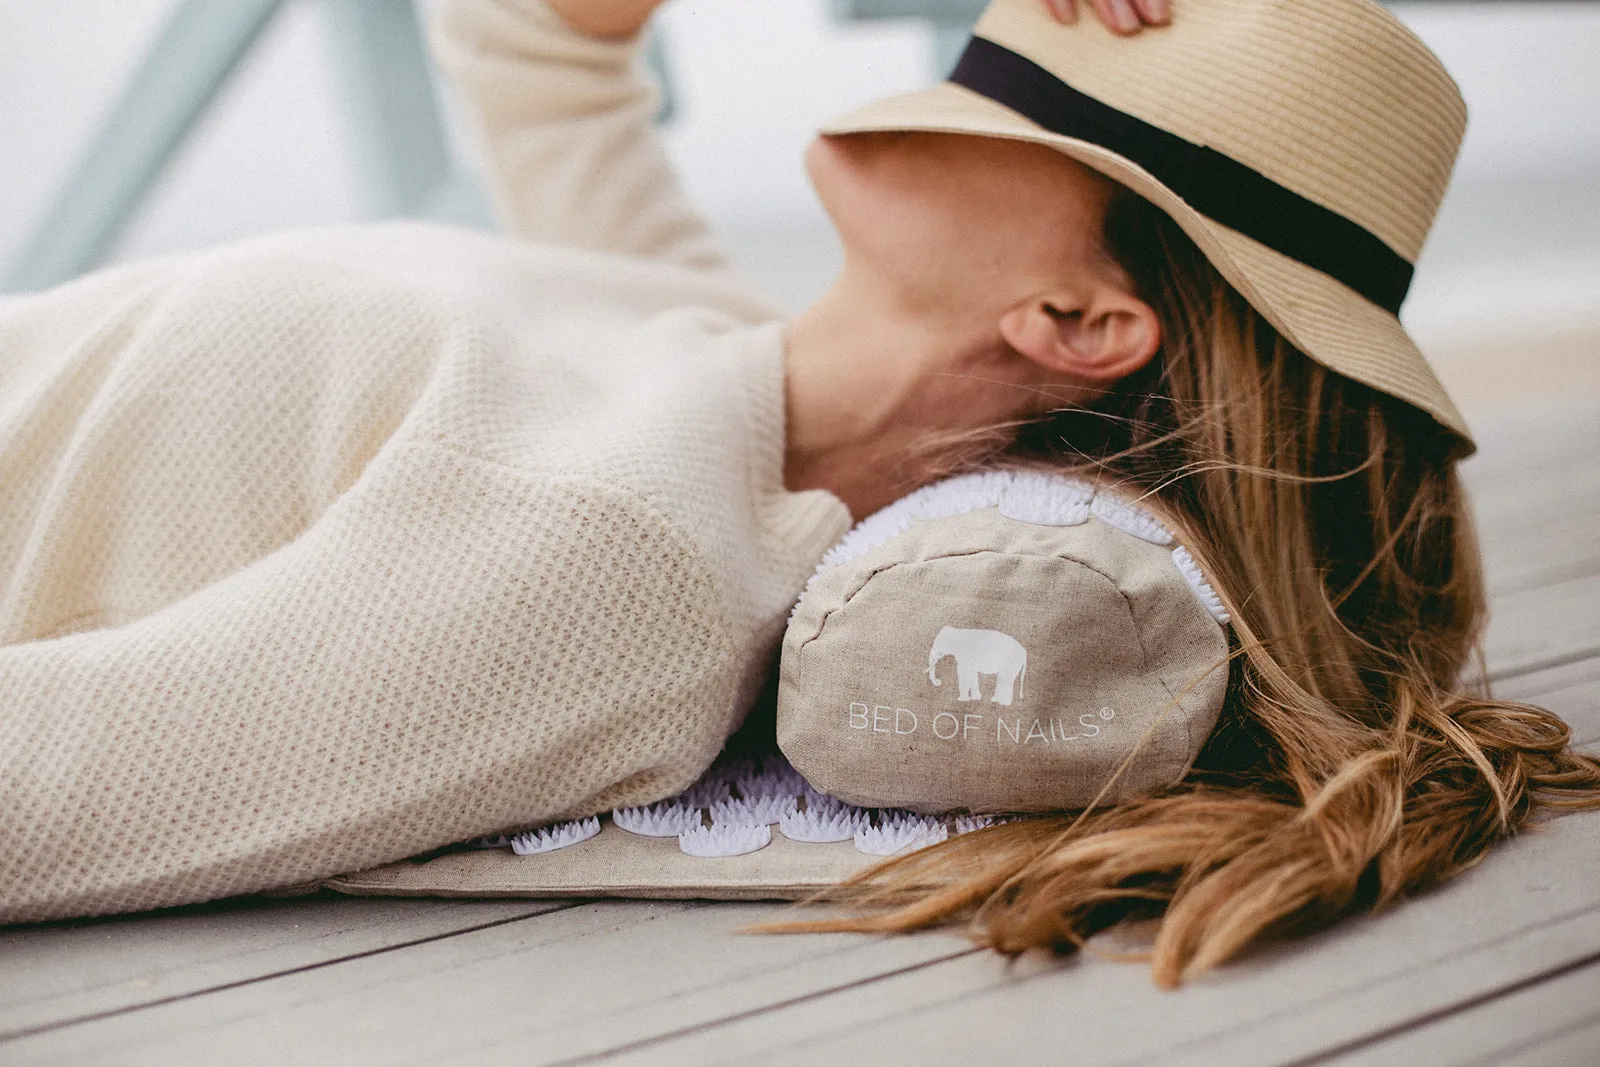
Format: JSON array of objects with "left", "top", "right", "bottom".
[
  {"left": 710, "top": 794, "right": 796, "bottom": 827},
  {"left": 679, "top": 822, "right": 772, "bottom": 858},
  {"left": 509, "top": 815, "right": 601, "bottom": 856},
  {"left": 854, "top": 812, "right": 949, "bottom": 856},
  {"left": 715, "top": 756, "right": 758, "bottom": 785},
  {"left": 1090, "top": 493, "right": 1174, "bottom": 545},
  {"left": 998, "top": 472, "right": 1094, "bottom": 527},
  {"left": 1171, "top": 544, "right": 1231, "bottom": 624},
  {"left": 676, "top": 776, "right": 732, "bottom": 810},
  {"left": 469, "top": 833, "right": 515, "bottom": 850},
  {"left": 737, "top": 759, "right": 805, "bottom": 801},
  {"left": 612, "top": 800, "right": 695, "bottom": 837},
  {"left": 779, "top": 802, "right": 868, "bottom": 844}
]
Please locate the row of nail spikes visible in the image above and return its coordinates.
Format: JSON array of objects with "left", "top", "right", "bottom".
[{"left": 471, "top": 754, "right": 1008, "bottom": 859}]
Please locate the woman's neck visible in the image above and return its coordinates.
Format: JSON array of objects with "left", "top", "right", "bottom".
[{"left": 781, "top": 271, "right": 1047, "bottom": 521}]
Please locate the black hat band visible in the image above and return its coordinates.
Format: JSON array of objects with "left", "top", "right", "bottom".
[{"left": 949, "top": 36, "right": 1414, "bottom": 313}]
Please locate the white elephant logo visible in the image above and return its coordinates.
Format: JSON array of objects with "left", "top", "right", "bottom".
[{"left": 927, "top": 626, "right": 1028, "bottom": 706}]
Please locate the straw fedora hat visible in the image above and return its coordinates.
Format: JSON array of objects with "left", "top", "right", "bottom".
[{"left": 820, "top": 0, "right": 1473, "bottom": 452}]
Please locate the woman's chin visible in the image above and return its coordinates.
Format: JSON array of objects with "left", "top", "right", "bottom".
[{"left": 803, "top": 134, "right": 852, "bottom": 194}]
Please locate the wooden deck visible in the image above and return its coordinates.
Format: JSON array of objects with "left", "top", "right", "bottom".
[{"left": 3, "top": 398, "right": 1597, "bottom": 1066}]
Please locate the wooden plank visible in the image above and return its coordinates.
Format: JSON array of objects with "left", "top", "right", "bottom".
[
  {"left": 0, "top": 895, "right": 567, "bottom": 1040},
  {"left": 1460, "top": 400, "right": 1599, "bottom": 500},
  {"left": 1501, "top": 1015, "right": 1600, "bottom": 1067},
  {"left": 1482, "top": 571, "right": 1600, "bottom": 680},
  {"left": 1478, "top": 506, "right": 1600, "bottom": 599},
  {"left": 1468, "top": 403, "right": 1600, "bottom": 678},
  {"left": 1495, "top": 658, "right": 1600, "bottom": 748},
  {"left": 1461, "top": 402, "right": 1600, "bottom": 597},
  {"left": 595, "top": 812, "right": 1600, "bottom": 1066},
  {"left": 1323, "top": 956, "right": 1600, "bottom": 1066},
  {"left": 0, "top": 900, "right": 973, "bottom": 1065},
  {"left": 1169, "top": 906, "right": 1600, "bottom": 1065}
]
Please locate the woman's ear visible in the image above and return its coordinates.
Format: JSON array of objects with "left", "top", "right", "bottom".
[{"left": 998, "top": 286, "right": 1161, "bottom": 385}]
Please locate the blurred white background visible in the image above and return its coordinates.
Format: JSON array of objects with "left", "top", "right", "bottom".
[{"left": 1, "top": 0, "right": 1597, "bottom": 412}]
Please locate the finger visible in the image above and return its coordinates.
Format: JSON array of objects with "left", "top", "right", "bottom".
[
  {"left": 1131, "top": 0, "right": 1171, "bottom": 25},
  {"left": 1093, "top": 0, "right": 1142, "bottom": 34},
  {"left": 1046, "top": 0, "right": 1077, "bottom": 24}
]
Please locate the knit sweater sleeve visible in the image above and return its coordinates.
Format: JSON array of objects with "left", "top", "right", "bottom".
[
  {"left": 0, "top": 440, "right": 749, "bottom": 923},
  {"left": 429, "top": 0, "right": 731, "bottom": 272}
]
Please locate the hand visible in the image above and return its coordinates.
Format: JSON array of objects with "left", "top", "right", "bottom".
[
  {"left": 544, "top": 0, "right": 668, "bottom": 40},
  {"left": 1043, "top": 0, "right": 1171, "bottom": 35}
]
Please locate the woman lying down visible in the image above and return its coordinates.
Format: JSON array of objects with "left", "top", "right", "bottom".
[{"left": 2, "top": 0, "right": 1596, "bottom": 986}]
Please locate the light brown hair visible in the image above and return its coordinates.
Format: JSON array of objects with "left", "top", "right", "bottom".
[{"left": 762, "top": 190, "right": 1600, "bottom": 986}]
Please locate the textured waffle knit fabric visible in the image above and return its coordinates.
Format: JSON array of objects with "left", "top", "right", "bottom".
[{"left": 0, "top": 0, "right": 852, "bottom": 923}]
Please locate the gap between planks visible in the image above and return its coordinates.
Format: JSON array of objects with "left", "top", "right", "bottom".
[
  {"left": 0, "top": 899, "right": 579, "bottom": 1042},
  {"left": 1289, "top": 949, "right": 1600, "bottom": 1066}
]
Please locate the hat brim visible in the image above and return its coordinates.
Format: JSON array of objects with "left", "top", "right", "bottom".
[{"left": 820, "top": 82, "right": 1473, "bottom": 453}]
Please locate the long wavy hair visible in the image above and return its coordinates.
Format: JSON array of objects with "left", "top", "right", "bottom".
[{"left": 761, "top": 189, "right": 1600, "bottom": 986}]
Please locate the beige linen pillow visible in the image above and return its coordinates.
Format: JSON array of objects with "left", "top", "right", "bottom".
[{"left": 777, "top": 471, "right": 1232, "bottom": 814}]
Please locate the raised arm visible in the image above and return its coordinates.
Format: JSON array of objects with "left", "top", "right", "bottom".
[{"left": 429, "top": 0, "right": 731, "bottom": 272}]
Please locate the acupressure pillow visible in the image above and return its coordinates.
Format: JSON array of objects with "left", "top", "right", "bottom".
[{"left": 777, "top": 470, "right": 1232, "bottom": 814}]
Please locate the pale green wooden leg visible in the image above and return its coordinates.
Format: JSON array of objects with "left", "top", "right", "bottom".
[
  {"left": 322, "top": 0, "right": 667, "bottom": 225},
  {"left": 930, "top": 24, "right": 974, "bottom": 75},
  {"left": 320, "top": 0, "right": 671, "bottom": 226},
  {"left": 646, "top": 31, "right": 676, "bottom": 126},
  {"left": 2, "top": 0, "right": 286, "bottom": 292},
  {"left": 320, "top": 0, "right": 456, "bottom": 218},
  {"left": 829, "top": 0, "right": 986, "bottom": 76}
]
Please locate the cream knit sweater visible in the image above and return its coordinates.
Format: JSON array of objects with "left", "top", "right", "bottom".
[{"left": 0, "top": 0, "right": 852, "bottom": 923}]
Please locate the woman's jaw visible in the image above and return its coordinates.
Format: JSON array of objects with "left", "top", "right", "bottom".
[{"left": 782, "top": 131, "right": 1161, "bottom": 520}]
